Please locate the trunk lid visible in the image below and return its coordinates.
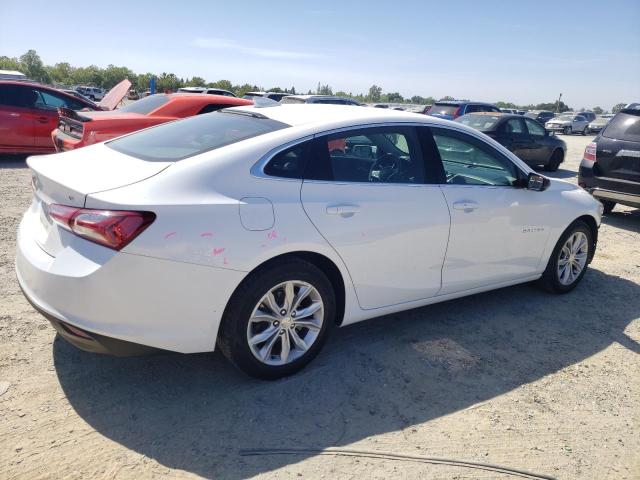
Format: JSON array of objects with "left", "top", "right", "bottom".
[
  {"left": 97, "top": 79, "right": 132, "bottom": 111},
  {"left": 27, "top": 143, "right": 170, "bottom": 256}
]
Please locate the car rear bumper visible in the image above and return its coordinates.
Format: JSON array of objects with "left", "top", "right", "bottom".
[
  {"left": 579, "top": 160, "right": 640, "bottom": 208},
  {"left": 15, "top": 211, "right": 247, "bottom": 354},
  {"left": 51, "top": 129, "right": 84, "bottom": 152}
]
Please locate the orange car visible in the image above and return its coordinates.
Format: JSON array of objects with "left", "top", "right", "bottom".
[{"left": 52, "top": 93, "right": 252, "bottom": 151}]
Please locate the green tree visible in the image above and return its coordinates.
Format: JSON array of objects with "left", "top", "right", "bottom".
[
  {"left": 19, "top": 49, "right": 50, "bottom": 83},
  {"left": 102, "top": 65, "right": 135, "bottom": 89},
  {"left": 612, "top": 103, "right": 626, "bottom": 113},
  {"left": 384, "top": 92, "right": 404, "bottom": 103},
  {"left": 439, "top": 95, "right": 455, "bottom": 101},
  {"left": 46, "top": 62, "right": 74, "bottom": 85},
  {"left": 368, "top": 84, "right": 382, "bottom": 102},
  {"left": 185, "top": 76, "right": 207, "bottom": 86},
  {"left": 234, "top": 83, "right": 257, "bottom": 97},
  {"left": 209, "top": 79, "right": 234, "bottom": 91},
  {"left": 316, "top": 83, "right": 333, "bottom": 95},
  {"left": 0, "top": 55, "right": 22, "bottom": 71},
  {"left": 592, "top": 106, "right": 603, "bottom": 115}
]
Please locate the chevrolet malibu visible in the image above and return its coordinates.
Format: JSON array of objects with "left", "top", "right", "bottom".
[{"left": 16, "top": 105, "right": 602, "bottom": 379}]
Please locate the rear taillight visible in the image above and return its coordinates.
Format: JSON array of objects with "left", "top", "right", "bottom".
[
  {"left": 583, "top": 142, "right": 597, "bottom": 162},
  {"left": 452, "top": 107, "right": 462, "bottom": 118},
  {"left": 49, "top": 204, "right": 155, "bottom": 250}
]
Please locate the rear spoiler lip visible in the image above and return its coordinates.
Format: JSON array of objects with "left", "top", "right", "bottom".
[{"left": 58, "top": 107, "right": 92, "bottom": 123}]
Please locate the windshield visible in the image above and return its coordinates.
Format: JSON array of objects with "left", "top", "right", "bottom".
[
  {"left": 118, "top": 95, "right": 170, "bottom": 115},
  {"left": 555, "top": 115, "right": 573, "bottom": 121},
  {"left": 430, "top": 104, "right": 459, "bottom": 115},
  {"left": 107, "top": 110, "right": 290, "bottom": 161},
  {"left": 455, "top": 114, "right": 501, "bottom": 131}
]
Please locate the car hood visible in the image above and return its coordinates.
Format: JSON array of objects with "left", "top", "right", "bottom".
[
  {"left": 97, "top": 79, "right": 132, "bottom": 111},
  {"left": 548, "top": 119, "right": 571, "bottom": 124}
]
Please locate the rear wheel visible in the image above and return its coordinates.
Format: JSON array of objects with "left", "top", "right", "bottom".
[
  {"left": 601, "top": 200, "right": 616, "bottom": 214},
  {"left": 538, "top": 220, "right": 592, "bottom": 293},
  {"left": 582, "top": 126, "right": 589, "bottom": 135},
  {"left": 544, "top": 149, "right": 563, "bottom": 172},
  {"left": 217, "top": 259, "right": 335, "bottom": 379},
  {"left": 563, "top": 126, "right": 572, "bottom": 135}
]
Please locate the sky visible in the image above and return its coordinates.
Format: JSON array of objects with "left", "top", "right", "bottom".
[{"left": 1, "top": 0, "right": 639, "bottom": 110}]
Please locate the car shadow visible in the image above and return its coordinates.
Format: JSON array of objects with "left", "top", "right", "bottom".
[
  {"left": 53, "top": 268, "right": 639, "bottom": 479},
  {"left": 602, "top": 208, "right": 640, "bottom": 233},
  {"left": 0, "top": 154, "right": 28, "bottom": 168}
]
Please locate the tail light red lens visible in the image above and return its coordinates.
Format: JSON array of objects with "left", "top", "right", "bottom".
[
  {"left": 453, "top": 107, "right": 462, "bottom": 118},
  {"left": 583, "top": 142, "right": 597, "bottom": 162},
  {"left": 50, "top": 205, "right": 155, "bottom": 250}
]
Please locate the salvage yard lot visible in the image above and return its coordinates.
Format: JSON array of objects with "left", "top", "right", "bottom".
[{"left": 1, "top": 135, "right": 639, "bottom": 479}]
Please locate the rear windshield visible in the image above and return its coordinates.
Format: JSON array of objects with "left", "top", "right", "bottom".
[
  {"left": 107, "top": 110, "right": 289, "bottom": 161},
  {"left": 455, "top": 114, "right": 501, "bottom": 131},
  {"left": 280, "top": 97, "right": 307, "bottom": 104},
  {"left": 603, "top": 112, "right": 640, "bottom": 142},
  {"left": 430, "top": 103, "right": 459, "bottom": 115},
  {"left": 118, "top": 95, "right": 170, "bottom": 114}
]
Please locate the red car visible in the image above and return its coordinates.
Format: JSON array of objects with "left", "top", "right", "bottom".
[
  {"left": 0, "top": 80, "right": 101, "bottom": 154},
  {"left": 52, "top": 94, "right": 253, "bottom": 152}
]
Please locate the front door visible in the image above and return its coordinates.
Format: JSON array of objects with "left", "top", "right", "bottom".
[
  {"left": 429, "top": 127, "right": 551, "bottom": 294},
  {"left": 301, "top": 126, "right": 450, "bottom": 310}
]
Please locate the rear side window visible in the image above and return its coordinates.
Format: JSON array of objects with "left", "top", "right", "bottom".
[
  {"left": 602, "top": 112, "right": 640, "bottom": 142},
  {"left": 524, "top": 118, "right": 545, "bottom": 136},
  {"left": 505, "top": 118, "right": 524, "bottom": 133},
  {"left": 308, "top": 127, "right": 425, "bottom": 184},
  {"left": 34, "top": 90, "right": 85, "bottom": 111},
  {"left": 118, "top": 95, "right": 169, "bottom": 114},
  {"left": 197, "top": 103, "right": 229, "bottom": 114},
  {"left": 108, "top": 111, "right": 289, "bottom": 161},
  {"left": 264, "top": 142, "right": 310, "bottom": 179}
]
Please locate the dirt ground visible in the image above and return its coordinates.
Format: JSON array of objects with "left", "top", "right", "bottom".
[{"left": 1, "top": 134, "right": 639, "bottom": 480}]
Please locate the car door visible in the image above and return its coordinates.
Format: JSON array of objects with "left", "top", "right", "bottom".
[
  {"left": 301, "top": 125, "right": 450, "bottom": 310},
  {"left": 523, "top": 117, "right": 550, "bottom": 164},
  {"left": 0, "top": 84, "right": 36, "bottom": 150},
  {"left": 500, "top": 117, "right": 531, "bottom": 160},
  {"left": 574, "top": 115, "right": 588, "bottom": 132},
  {"left": 427, "top": 126, "right": 552, "bottom": 294}
]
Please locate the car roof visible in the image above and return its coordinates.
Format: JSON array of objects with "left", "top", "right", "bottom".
[
  {"left": 286, "top": 95, "right": 355, "bottom": 101},
  {"left": 225, "top": 103, "right": 451, "bottom": 129},
  {"left": 434, "top": 100, "right": 494, "bottom": 105},
  {"left": 164, "top": 93, "right": 251, "bottom": 105}
]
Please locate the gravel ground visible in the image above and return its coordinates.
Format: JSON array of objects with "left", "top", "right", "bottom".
[{"left": 1, "top": 134, "right": 639, "bottom": 480}]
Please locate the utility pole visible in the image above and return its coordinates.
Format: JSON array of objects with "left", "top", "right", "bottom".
[{"left": 555, "top": 93, "right": 562, "bottom": 113}]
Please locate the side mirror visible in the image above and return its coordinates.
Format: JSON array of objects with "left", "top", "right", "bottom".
[{"left": 527, "top": 172, "right": 550, "bottom": 191}]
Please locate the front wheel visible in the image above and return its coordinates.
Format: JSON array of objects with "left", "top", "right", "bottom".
[
  {"left": 538, "top": 220, "right": 593, "bottom": 293},
  {"left": 601, "top": 200, "right": 616, "bottom": 214},
  {"left": 563, "top": 126, "right": 572, "bottom": 135},
  {"left": 217, "top": 259, "right": 336, "bottom": 379},
  {"left": 582, "top": 126, "right": 589, "bottom": 136},
  {"left": 544, "top": 150, "right": 563, "bottom": 172}
]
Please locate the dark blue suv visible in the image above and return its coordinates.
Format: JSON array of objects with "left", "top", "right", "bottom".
[{"left": 427, "top": 100, "right": 501, "bottom": 120}]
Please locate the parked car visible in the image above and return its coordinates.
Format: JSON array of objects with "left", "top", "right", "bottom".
[
  {"left": 524, "top": 110, "right": 556, "bottom": 125},
  {"left": 280, "top": 95, "right": 361, "bottom": 105},
  {"left": 17, "top": 104, "right": 601, "bottom": 379},
  {"left": 579, "top": 111, "right": 596, "bottom": 122},
  {"left": 427, "top": 100, "right": 501, "bottom": 120},
  {"left": 586, "top": 114, "right": 614, "bottom": 134},
  {"left": 127, "top": 89, "right": 140, "bottom": 100},
  {"left": 0, "top": 69, "right": 27, "bottom": 80},
  {"left": 578, "top": 104, "right": 640, "bottom": 213},
  {"left": 58, "top": 88, "right": 97, "bottom": 105},
  {"left": 455, "top": 112, "right": 567, "bottom": 171},
  {"left": 52, "top": 93, "right": 252, "bottom": 151},
  {"left": 0, "top": 81, "right": 102, "bottom": 154},
  {"left": 545, "top": 113, "right": 590, "bottom": 135},
  {"left": 177, "top": 86, "right": 237, "bottom": 97},
  {"left": 500, "top": 108, "right": 518, "bottom": 114},
  {"left": 76, "top": 86, "right": 105, "bottom": 101},
  {"left": 243, "top": 91, "right": 291, "bottom": 102}
]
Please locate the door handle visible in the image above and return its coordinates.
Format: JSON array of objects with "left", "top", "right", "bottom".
[
  {"left": 37, "top": 116, "right": 49, "bottom": 123},
  {"left": 326, "top": 204, "right": 360, "bottom": 217},
  {"left": 452, "top": 201, "right": 479, "bottom": 212}
]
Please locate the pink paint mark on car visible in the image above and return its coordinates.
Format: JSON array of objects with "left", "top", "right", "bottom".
[
  {"left": 200, "top": 232, "right": 214, "bottom": 237},
  {"left": 164, "top": 232, "right": 177, "bottom": 240},
  {"left": 212, "top": 247, "right": 226, "bottom": 256},
  {"left": 223, "top": 258, "right": 229, "bottom": 265},
  {"left": 267, "top": 230, "right": 278, "bottom": 240}
]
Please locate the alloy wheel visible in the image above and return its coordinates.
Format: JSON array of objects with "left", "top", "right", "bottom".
[
  {"left": 247, "top": 281, "right": 324, "bottom": 366},
  {"left": 557, "top": 231, "right": 589, "bottom": 286}
]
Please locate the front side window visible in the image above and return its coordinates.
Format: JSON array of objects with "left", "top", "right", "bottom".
[
  {"left": 311, "top": 127, "right": 425, "bottom": 184},
  {"left": 524, "top": 118, "right": 545, "bottom": 136},
  {"left": 431, "top": 128, "right": 520, "bottom": 187}
]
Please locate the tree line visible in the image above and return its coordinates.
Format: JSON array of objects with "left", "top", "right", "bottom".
[{"left": 1, "top": 50, "right": 626, "bottom": 113}]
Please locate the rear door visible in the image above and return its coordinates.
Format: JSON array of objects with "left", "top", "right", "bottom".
[
  {"left": 597, "top": 111, "right": 640, "bottom": 183},
  {"left": 501, "top": 117, "right": 531, "bottom": 160},
  {"left": 0, "top": 84, "right": 35, "bottom": 149},
  {"left": 522, "top": 117, "right": 549, "bottom": 164},
  {"left": 427, "top": 126, "right": 551, "bottom": 294},
  {"left": 301, "top": 125, "right": 450, "bottom": 310}
]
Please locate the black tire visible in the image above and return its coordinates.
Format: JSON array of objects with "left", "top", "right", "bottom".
[
  {"left": 582, "top": 126, "right": 589, "bottom": 136},
  {"left": 538, "top": 220, "right": 593, "bottom": 294},
  {"left": 217, "top": 259, "right": 336, "bottom": 380},
  {"left": 563, "top": 126, "right": 572, "bottom": 135},
  {"left": 601, "top": 200, "right": 616, "bottom": 214},
  {"left": 544, "top": 149, "right": 563, "bottom": 172}
]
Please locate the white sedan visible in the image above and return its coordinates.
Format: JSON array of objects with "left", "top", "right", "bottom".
[{"left": 16, "top": 105, "right": 602, "bottom": 379}]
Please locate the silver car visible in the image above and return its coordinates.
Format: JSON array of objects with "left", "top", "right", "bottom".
[
  {"left": 545, "top": 114, "right": 590, "bottom": 135},
  {"left": 587, "top": 114, "right": 614, "bottom": 134}
]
